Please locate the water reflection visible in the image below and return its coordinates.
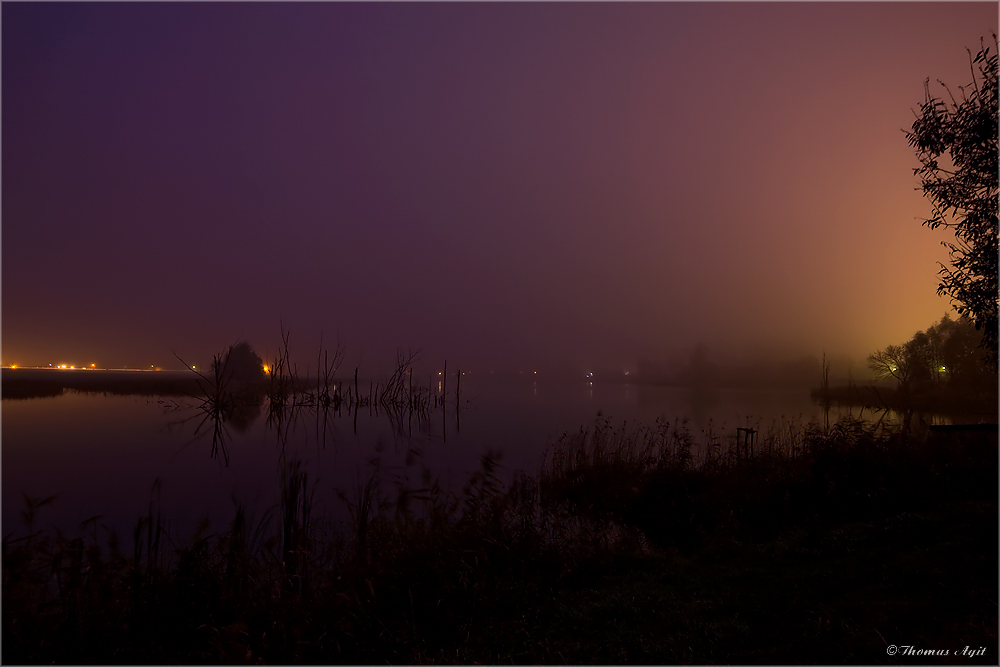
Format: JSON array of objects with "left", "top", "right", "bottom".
[
  {"left": 1, "top": 378, "right": 971, "bottom": 545},
  {"left": 687, "top": 385, "right": 721, "bottom": 427}
]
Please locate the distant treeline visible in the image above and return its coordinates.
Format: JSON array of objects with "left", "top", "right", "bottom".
[
  {"left": 866, "top": 314, "right": 996, "bottom": 394},
  {"left": 814, "top": 314, "right": 999, "bottom": 417},
  {"left": 803, "top": 315, "right": 998, "bottom": 418}
]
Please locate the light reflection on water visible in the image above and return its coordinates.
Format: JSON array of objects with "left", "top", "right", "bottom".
[{"left": 1, "top": 379, "right": 938, "bottom": 540}]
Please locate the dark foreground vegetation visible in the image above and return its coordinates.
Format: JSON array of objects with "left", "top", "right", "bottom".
[{"left": 4, "top": 417, "right": 996, "bottom": 665}]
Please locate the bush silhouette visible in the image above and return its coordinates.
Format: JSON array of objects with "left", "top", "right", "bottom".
[{"left": 215, "top": 342, "right": 265, "bottom": 392}]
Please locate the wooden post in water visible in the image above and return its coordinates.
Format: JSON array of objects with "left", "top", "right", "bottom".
[
  {"left": 407, "top": 367, "right": 413, "bottom": 436},
  {"left": 736, "top": 427, "right": 756, "bottom": 458},
  {"left": 442, "top": 360, "right": 447, "bottom": 443},
  {"left": 821, "top": 352, "right": 831, "bottom": 433},
  {"left": 456, "top": 369, "right": 461, "bottom": 432}
]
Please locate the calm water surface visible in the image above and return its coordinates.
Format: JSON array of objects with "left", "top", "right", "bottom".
[{"left": 2, "top": 378, "right": 908, "bottom": 540}]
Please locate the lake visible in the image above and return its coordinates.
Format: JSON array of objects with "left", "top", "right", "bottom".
[{"left": 1, "top": 375, "right": 929, "bottom": 541}]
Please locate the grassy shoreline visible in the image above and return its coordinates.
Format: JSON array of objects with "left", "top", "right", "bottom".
[{"left": 3, "top": 417, "right": 996, "bottom": 664}]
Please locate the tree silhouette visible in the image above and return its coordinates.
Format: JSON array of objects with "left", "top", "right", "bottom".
[
  {"left": 868, "top": 344, "right": 913, "bottom": 391},
  {"left": 906, "top": 35, "right": 998, "bottom": 368}
]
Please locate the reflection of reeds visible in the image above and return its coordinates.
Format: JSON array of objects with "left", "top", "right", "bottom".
[
  {"left": 171, "top": 330, "right": 467, "bottom": 465},
  {"left": 175, "top": 346, "right": 266, "bottom": 464}
]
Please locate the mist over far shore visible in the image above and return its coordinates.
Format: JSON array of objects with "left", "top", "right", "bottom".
[{"left": 4, "top": 3, "right": 991, "bottom": 383}]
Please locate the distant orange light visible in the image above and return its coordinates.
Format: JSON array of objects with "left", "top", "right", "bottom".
[{"left": 262, "top": 364, "right": 270, "bottom": 374}]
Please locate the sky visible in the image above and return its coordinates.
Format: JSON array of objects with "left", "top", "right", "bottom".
[{"left": 3, "top": 2, "right": 997, "bottom": 375}]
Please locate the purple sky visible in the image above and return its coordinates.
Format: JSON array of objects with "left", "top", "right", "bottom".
[{"left": 3, "top": 2, "right": 997, "bottom": 374}]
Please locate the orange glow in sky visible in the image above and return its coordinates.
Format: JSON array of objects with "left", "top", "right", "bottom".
[{"left": 2, "top": 3, "right": 994, "bottom": 372}]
